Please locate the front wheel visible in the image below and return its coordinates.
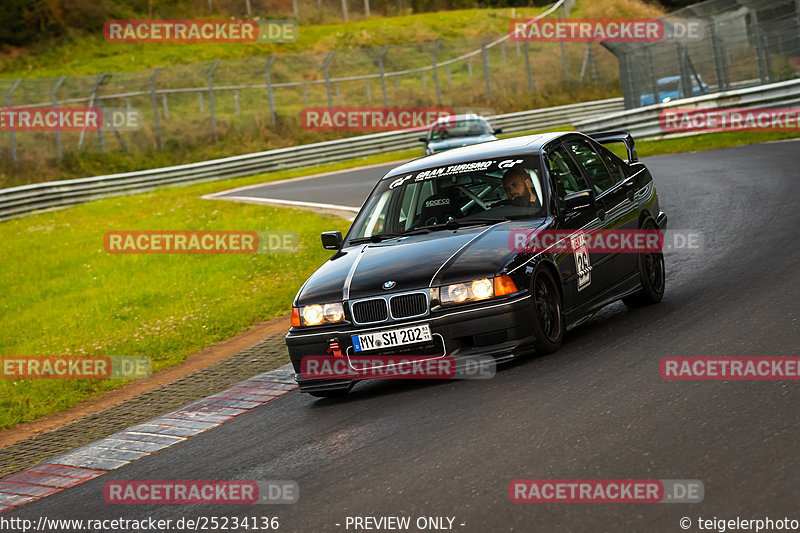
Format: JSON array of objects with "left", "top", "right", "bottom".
[
  {"left": 623, "top": 224, "right": 665, "bottom": 307},
  {"left": 530, "top": 267, "right": 564, "bottom": 354}
]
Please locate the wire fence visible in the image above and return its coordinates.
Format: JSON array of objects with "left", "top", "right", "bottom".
[
  {"left": 0, "top": 0, "right": 650, "bottom": 172},
  {"left": 602, "top": 0, "right": 800, "bottom": 109}
]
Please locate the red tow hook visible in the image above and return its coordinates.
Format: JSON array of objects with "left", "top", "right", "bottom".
[{"left": 326, "top": 339, "right": 343, "bottom": 358}]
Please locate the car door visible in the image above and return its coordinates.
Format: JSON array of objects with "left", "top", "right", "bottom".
[
  {"left": 563, "top": 136, "right": 634, "bottom": 290},
  {"left": 542, "top": 144, "right": 605, "bottom": 308}
]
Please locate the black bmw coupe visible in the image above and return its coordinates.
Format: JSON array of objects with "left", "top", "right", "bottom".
[{"left": 285, "top": 131, "right": 667, "bottom": 396}]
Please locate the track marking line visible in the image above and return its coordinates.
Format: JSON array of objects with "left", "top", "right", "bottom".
[{"left": 0, "top": 364, "right": 297, "bottom": 513}]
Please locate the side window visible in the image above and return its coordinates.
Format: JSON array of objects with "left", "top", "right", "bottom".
[
  {"left": 545, "top": 146, "right": 590, "bottom": 201},
  {"left": 566, "top": 139, "right": 619, "bottom": 194},
  {"left": 598, "top": 147, "right": 625, "bottom": 184}
]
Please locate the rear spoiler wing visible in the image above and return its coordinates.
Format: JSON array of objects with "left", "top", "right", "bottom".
[{"left": 587, "top": 131, "right": 638, "bottom": 163}]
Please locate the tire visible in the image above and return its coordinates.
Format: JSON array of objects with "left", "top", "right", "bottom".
[
  {"left": 623, "top": 223, "right": 665, "bottom": 307},
  {"left": 531, "top": 266, "right": 564, "bottom": 354}
]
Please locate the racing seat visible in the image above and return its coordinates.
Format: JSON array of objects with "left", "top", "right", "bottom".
[{"left": 417, "top": 188, "right": 462, "bottom": 226}]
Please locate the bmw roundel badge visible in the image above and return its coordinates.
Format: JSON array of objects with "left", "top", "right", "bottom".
[{"left": 382, "top": 280, "right": 396, "bottom": 290}]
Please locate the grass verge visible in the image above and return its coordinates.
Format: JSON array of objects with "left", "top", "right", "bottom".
[{"left": 0, "top": 150, "right": 420, "bottom": 430}]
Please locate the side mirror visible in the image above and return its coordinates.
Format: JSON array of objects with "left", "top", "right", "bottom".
[
  {"left": 493, "top": 127, "right": 503, "bottom": 134},
  {"left": 418, "top": 136, "right": 428, "bottom": 143},
  {"left": 564, "top": 190, "right": 595, "bottom": 211},
  {"left": 321, "top": 231, "right": 343, "bottom": 250}
]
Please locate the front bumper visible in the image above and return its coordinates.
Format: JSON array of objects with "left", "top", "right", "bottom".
[{"left": 285, "top": 293, "right": 536, "bottom": 393}]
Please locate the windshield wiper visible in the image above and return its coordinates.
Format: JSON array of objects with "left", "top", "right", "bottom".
[
  {"left": 349, "top": 232, "right": 407, "bottom": 244},
  {"left": 409, "top": 217, "right": 508, "bottom": 233}
]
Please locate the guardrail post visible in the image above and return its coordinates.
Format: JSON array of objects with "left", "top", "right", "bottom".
[
  {"left": 292, "top": 0, "right": 299, "bottom": 19},
  {"left": 302, "top": 83, "right": 309, "bottom": 106},
  {"left": 323, "top": 52, "right": 335, "bottom": 108},
  {"left": 52, "top": 76, "right": 66, "bottom": 162},
  {"left": 364, "top": 0, "right": 370, "bottom": 17},
  {"left": 430, "top": 40, "right": 442, "bottom": 106},
  {"left": 501, "top": 40, "right": 507, "bottom": 64},
  {"left": 207, "top": 59, "right": 220, "bottom": 142},
  {"left": 341, "top": 0, "right": 349, "bottom": 22},
  {"left": 266, "top": 55, "right": 277, "bottom": 126},
  {"left": 467, "top": 56, "right": 473, "bottom": 77},
  {"left": 317, "top": 0, "right": 324, "bottom": 23},
  {"left": 378, "top": 45, "right": 389, "bottom": 107},
  {"left": 198, "top": 92, "right": 204, "bottom": 112},
  {"left": 523, "top": 41, "right": 534, "bottom": 93},
  {"left": 244, "top": 0, "right": 252, "bottom": 16},
  {"left": 234, "top": 90, "right": 240, "bottom": 115},
  {"left": 365, "top": 79, "right": 371, "bottom": 102},
  {"left": 79, "top": 73, "right": 108, "bottom": 151},
  {"left": 207, "top": 0, "right": 213, "bottom": 10},
  {"left": 149, "top": 67, "right": 163, "bottom": 152},
  {"left": 6, "top": 79, "right": 22, "bottom": 167},
  {"left": 481, "top": 38, "right": 492, "bottom": 101},
  {"left": 446, "top": 64, "right": 451, "bottom": 87},
  {"left": 422, "top": 72, "right": 426, "bottom": 90},
  {"left": 162, "top": 94, "right": 170, "bottom": 119}
]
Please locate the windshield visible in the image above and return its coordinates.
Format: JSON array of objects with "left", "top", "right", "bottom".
[
  {"left": 347, "top": 157, "right": 546, "bottom": 242},
  {"left": 429, "top": 118, "right": 493, "bottom": 141},
  {"left": 659, "top": 80, "right": 680, "bottom": 92}
]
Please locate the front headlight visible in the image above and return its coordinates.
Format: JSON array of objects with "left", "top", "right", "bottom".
[
  {"left": 434, "top": 276, "right": 519, "bottom": 307},
  {"left": 291, "top": 302, "right": 346, "bottom": 327}
]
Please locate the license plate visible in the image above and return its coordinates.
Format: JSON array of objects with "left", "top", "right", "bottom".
[{"left": 351, "top": 324, "right": 432, "bottom": 352}]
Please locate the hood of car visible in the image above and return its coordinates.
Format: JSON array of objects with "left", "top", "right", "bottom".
[
  {"left": 427, "top": 134, "right": 497, "bottom": 153},
  {"left": 294, "top": 218, "right": 550, "bottom": 306}
]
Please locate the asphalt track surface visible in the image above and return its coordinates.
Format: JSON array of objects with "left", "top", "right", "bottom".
[{"left": 8, "top": 140, "right": 800, "bottom": 532}]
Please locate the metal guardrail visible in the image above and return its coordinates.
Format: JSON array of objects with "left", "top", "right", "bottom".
[
  {"left": 0, "top": 97, "right": 622, "bottom": 221},
  {"left": 575, "top": 78, "right": 800, "bottom": 138}
]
